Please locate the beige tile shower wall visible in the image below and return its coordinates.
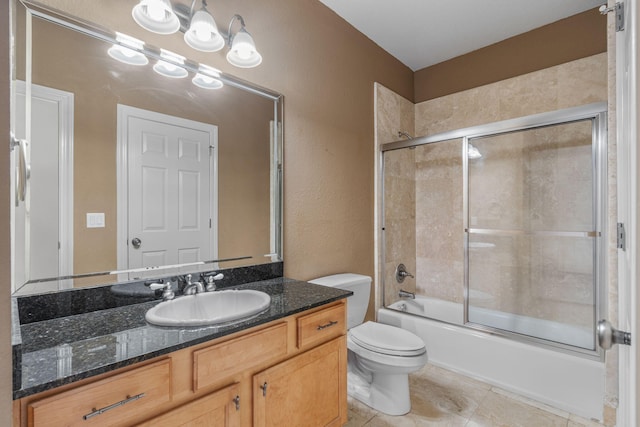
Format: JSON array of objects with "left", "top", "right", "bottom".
[
  {"left": 468, "top": 122, "right": 595, "bottom": 330},
  {"left": 468, "top": 132, "right": 526, "bottom": 312},
  {"left": 415, "top": 53, "right": 607, "bottom": 311},
  {"left": 414, "top": 140, "right": 464, "bottom": 304},
  {"left": 383, "top": 149, "right": 416, "bottom": 306},
  {"left": 374, "top": 83, "right": 416, "bottom": 307},
  {"left": 415, "top": 53, "right": 607, "bottom": 136},
  {"left": 524, "top": 123, "right": 594, "bottom": 329}
]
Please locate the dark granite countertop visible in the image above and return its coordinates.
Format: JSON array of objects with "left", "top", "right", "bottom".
[{"left": 14, "top": 277, "right": 351, "bottom": 399}]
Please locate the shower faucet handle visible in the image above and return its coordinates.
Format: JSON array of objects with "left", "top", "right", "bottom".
[{"left": 395, "top": 263, "right": 414, "bottom": 283}]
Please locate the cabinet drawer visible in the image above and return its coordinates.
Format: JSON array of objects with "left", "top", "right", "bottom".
[
  {"left": 297, "top": 303, "right": 346, "bottom": 350},
  {"left": 136, "top": 383, "right": 241, "bottom": 427},
  {"left": 27, "top": 358, "right": 172, "bottom": 427},
  {"left": 193, "top": 322, "right": 288, "bottom": 392}
]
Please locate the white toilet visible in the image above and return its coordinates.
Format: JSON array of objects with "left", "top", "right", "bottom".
[{"left": 309, "top": 273, "right": 428, "bottom": 416}]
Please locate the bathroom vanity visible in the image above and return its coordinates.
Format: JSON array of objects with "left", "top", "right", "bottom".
[{"left": 12, "top": 277, "right": 351, "bottom": 426}]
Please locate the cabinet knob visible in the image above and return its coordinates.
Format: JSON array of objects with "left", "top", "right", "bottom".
[
  {"left": 260, "top": 382, "right": 268, "bottom": 397},
  {"left": 233, "top": 395, "right": 240, "bottom": 411}
]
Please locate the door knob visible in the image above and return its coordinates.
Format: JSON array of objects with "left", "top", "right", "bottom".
[
  {"left": 597, "top": 319, "right": 631, "bottom": 350},
  {"left": 131, "top": 237, "right": 142, "bottom": 249}
]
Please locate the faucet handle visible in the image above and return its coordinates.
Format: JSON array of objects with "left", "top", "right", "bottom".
[
  {"left": 201, "top": 272, "right": 224, "bottom": 291},
  {"left": 146, "top": 281, "right": 174, "bottom": 300},
  {"left": 395, "top": 264, "right": 414, "bottom": 283}
]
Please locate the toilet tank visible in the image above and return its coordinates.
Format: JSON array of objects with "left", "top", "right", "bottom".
[{"left": 308, "top": 273, "right": 372, "bottom": 329}]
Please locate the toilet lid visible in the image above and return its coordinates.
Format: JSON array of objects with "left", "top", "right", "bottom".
[{"left": 349, "top": 322, "right": 426, "bottom": 357}]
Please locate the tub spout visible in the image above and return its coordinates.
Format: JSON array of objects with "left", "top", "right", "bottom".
[{"left": 398, "top": 289, "right": 415, "bottom": 299}]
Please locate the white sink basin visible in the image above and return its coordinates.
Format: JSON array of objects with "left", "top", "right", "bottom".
[{"left": 145, "top": 289, "right": 271, "bottom": 327}]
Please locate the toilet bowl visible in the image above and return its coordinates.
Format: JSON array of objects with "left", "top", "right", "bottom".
[{"left": 309, "top": 274, "right": 428, "bottom": 415}]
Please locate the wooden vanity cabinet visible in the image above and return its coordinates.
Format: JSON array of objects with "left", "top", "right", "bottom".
[
  {"left": 253, "top": 337, "right": 347, "bottom": 427},
  {"left": 15, "top": 300, "right": 347, "bottom": 427}
]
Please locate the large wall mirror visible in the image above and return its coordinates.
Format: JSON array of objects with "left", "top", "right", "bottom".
[{"left": 11, "top": 1, "right": 283, "bottom": 295}]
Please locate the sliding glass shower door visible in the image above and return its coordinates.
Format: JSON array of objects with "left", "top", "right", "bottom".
[
  {"left": 466, "top": 119, "right": 602, "bottom": 351},
  {"left": 381, "top": 103, "right": 607, "bottom": 356}
]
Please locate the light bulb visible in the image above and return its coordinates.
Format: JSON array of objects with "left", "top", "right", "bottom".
[
  {"left": 184, "top": 9, "right": 224, "bottom": 52},
  {"left": 132, "top": 0, "right": 180, "bottom": 35},
  {"left": 146, "top": 2, "right": 165, "bottom": 21},
  {"left": 226, "top": 28, "right": 262, "bottom": 68},
  {"left": 236, "top": 44, "right": 252, "bottom": 59},
  {"left": 194, "top": 24, "right": 211, "bottom": 41}
]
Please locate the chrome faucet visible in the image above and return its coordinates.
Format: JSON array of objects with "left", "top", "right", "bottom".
[
  {"left": 182, "top": 274, "right": 205, "bottom": 295},
  {"left": 398, "top": 289, "right": 415, "bottom": 299}
]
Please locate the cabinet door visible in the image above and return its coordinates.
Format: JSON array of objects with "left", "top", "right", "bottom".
[
  {"left": 136, "top": 383, "right": 241, "bottom": 427},
  {"left": 253, "top": 337, "right": 347, "bottom": 427}
]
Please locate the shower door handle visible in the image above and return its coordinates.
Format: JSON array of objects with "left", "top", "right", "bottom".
[{"left": 597, "top": 319, "right": 631, "bottom": 350}]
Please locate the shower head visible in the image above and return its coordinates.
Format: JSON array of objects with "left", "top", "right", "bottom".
[{"left": 397, "top": 131, "right": 413, "bottom": 140}]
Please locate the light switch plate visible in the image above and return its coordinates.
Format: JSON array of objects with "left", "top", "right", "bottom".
[{"left": 86, "top": 213, "right": 105, "bottom": 228}]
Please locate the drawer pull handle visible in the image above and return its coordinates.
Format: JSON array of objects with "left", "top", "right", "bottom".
[
  {"left": 260, "top": 382, "right": 268, "bottom": 397},
  {"left": 233, "top": 395, "right": 240, "bottom": 410},
  {"left": 317, "top": 320, "right": 338, "bottom": 330},
  {"left": 83, "top": 393, "right": 145, "bottom": 420}
]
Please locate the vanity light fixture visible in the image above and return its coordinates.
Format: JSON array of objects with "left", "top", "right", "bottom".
[
  {"left": 184, "top": 0, "right": 225, "bottom": 52},
  {"left": 153, "top": 49, "right": 189, "bottom": 78},
  {"left": 108, "top": 33, "right": 149, "bottom": 66},
  {"left": 226, "top": 15, "right": 262, "bottom": 68},
  {"left": 132, "top": 0, "right": 181, "bottom": 35},
  {"left": 131, "top": 0, "right": 263, "bottom": 68},
  {"left": 192, "top": 64, "right": 224, "bottom": 89}
]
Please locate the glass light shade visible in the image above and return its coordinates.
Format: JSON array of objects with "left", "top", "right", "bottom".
[
  {"left": 184, "top": 9, "right": 225, "bottom": 52},
  {"left": 132, "top": 0, "right": 180, "bottom": 35},
  {"left": 108, "top": 45, "right": 149, "bottom": 66},
  {"left": 108, "top": 34, "right": 148, "bottom": 66},
  {"left": 192, "top": 73, "right": 224, "bottom": 89},
  {"left": 226, "top": 29, "right": 262, "bottom": 68},
  {"left": 153, "top": 50, "right": 188, "bottom": 78}
]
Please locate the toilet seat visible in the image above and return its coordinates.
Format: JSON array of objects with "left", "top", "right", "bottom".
[{"left": 349, "top": 321, "right": 426, "bottom": 357}]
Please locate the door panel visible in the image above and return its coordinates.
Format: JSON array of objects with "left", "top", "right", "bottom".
[{"left": 120, "top": 105, "right": 217, "bottom": 270}]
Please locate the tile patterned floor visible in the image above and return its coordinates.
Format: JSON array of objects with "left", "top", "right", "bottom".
[{"left": 345, "top": 364, "right": 606, "bottom": 427}]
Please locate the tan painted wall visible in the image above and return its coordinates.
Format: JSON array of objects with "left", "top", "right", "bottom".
[{"left": 414, "top": 8, "right": 607, "bottom": 102}]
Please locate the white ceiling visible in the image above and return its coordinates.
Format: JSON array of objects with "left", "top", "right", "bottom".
[{"left": 319, "top": 0, "right": 605, "bottom": 71}]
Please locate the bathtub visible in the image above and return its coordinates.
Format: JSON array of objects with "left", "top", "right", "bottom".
[{"left": 379, "top": 296, "right": 605, "bottom": 421}]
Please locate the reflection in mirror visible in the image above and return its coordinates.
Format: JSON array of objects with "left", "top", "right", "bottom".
[{"left": 11, "top": 2, "right": 283, "bottom": 295}]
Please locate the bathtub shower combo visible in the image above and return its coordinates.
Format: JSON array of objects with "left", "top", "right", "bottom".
[{"left": 379, "top": 103, "right": 608, "bottom": 420}]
